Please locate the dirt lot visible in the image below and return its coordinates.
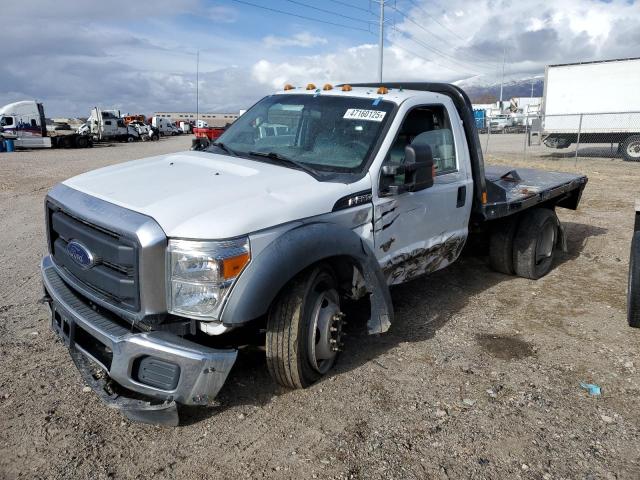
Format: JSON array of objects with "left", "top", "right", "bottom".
[{"left": 1, "top": 136, "right": 639, "bottom": 479}]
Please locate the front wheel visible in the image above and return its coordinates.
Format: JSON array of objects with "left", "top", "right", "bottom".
[
  {"left": 621, "top": 136, "right": 640, "bottom": 162},
  {"left": 266, "top": 266, "right": 345, "bottom": 389}
]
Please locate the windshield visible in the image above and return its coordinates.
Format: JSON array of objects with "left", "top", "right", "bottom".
[{"left": 212, "top": 94, "right": 395, "bottom": 173}]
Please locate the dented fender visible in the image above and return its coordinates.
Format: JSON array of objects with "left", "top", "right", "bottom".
[{"left": 220, "top": 222, "right": 393, "bottom": 334}]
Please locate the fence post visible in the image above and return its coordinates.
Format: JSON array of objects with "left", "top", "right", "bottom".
[
  {"left": 484, "top": 115, "right": 491, "bottom": 155},
  {"left": 522, "top": 114, "right": 529, "bottom": 159},
  {"left": 574, "top": 113, "right": 583, "bottom": 164}
]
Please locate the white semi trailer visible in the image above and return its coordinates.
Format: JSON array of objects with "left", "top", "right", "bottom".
[
  {"left": 0, "top": 101, "right": 92, "bottom": 149},
  {"left": 541, "top": 57, "right": 640, "bottom": 161}
]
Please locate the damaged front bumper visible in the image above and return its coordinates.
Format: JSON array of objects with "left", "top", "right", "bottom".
[{"left": 41, "top": 256, "right": 237, "bottom": 426}]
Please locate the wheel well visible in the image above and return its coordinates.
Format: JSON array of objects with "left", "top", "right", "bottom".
[{"left": 266, "top": 255, "right": 367, "bottom": 314}]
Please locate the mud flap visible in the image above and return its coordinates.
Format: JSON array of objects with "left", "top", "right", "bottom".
[
  {"left": 70, "top": 351, "right": 179, "bottom": 427},
  {"left": 360, "top": 240, "right": 394, "bottom": 335},
  {"left": 556, "top": 216, "right": 568, "bottom": 253}
]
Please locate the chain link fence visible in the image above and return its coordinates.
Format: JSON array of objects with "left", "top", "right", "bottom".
[{"left": 479, "top": 111, "right": 640, "bottom": 163}]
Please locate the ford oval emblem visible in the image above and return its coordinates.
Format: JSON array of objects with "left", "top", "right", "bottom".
[{"left": 66, "top": 240, "right": 95, "bottom": 269}]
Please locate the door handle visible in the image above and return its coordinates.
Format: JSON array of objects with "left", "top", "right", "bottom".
[{"left": 456, "top": 186, "right": 466, "bottom": 208}]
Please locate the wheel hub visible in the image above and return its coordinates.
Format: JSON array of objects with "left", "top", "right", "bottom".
[
  {"left": 628, "top": 141, "right": 640, "bottom": 158},
  {"left": 308, "top": 290, "right": 345, "bottom": 374}
]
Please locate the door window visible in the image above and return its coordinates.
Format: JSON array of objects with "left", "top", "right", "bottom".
[{"left": 384, "top": 105, "right": 457, "bottom": 176}]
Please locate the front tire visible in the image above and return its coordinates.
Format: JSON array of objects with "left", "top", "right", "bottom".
[
  {"left": 266, "top": 266, "right": 345, "bottom": 389},
  {"left": 513, "top": 209, "right": 559, "bottom": 279},
  {"left": 628, "top": 231, "right": 640, "bottom": 327}
]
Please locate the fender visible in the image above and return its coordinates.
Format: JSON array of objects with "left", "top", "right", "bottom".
[{"left": 220, "top": 222, "right": 393, "bottom": 334}]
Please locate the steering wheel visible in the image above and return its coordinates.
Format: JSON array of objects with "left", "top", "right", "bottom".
[{"left": 344, "top": 140, "right": 369, "bottom": 153}]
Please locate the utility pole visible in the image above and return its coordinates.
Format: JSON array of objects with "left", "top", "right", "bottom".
[
  {"left": 196, "top": 50, "right": 200, "bottom": 127},
  {"left": 378, "top": 0, "right": 384, "bottom": 83},
  {"left": 499, "top": 46, "right": 506, "bottom": 112}
]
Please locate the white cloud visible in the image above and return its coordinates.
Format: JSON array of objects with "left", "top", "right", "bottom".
[
  {"left": 250, "top": 0, "right": 640, "bottom": 90},
  {"left": 263, "top": 32, "right": 328, "bottom": 49},
  {"left": 1, "top": 0, "right": 639, "bottom": 117}
]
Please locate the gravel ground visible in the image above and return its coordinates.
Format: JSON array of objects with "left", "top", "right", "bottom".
[{"left": 1, "top": 135, "right": 639, "bottom": 479}]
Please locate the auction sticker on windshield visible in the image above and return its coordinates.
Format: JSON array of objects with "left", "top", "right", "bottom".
[{"left": 343, "top": 109, "right": 386, "bottom": 122}]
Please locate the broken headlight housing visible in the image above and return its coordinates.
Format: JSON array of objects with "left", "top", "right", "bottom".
[{"left": 166, "top": 238, "right": 250, "bottom": 320}]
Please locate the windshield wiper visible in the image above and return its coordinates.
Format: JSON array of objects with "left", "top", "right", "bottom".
[
  {"left": 248, "top": 151, "right": 318, "bottom": 177},
  {"left": 211, "top": 141, "right": 237, "bottom": 156}
]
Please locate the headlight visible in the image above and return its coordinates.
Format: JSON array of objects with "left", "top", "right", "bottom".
[{"left": 167, "top": 238, "right": 250, "bottom": 320}]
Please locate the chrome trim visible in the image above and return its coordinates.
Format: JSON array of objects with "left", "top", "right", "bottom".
[
  {"left": 47, "top": 183, "right": 167, "bottom": 320},
  {"left": 43, "top": 256, "right": 237, "bottom": 405}
]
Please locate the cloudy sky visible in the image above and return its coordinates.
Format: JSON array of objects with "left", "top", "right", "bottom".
[{"left": 2, "top": 0, "right": 638, "bottom": 117}]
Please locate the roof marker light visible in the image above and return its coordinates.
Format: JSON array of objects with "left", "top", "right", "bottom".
[
  {"left": 284, "top": 84, "right": 294, "bottom": 91},
  {"left": 306, "top": 83, "right": 316, "bottom": 90},
  {"left": 323, "top": 83, "right": 333, "bottom": 91},
  {"left": 377, "top": 86, "right": 389, "bottom": 94},
  {"left": 341, "top": 84, "right": 352, "bottom": 92}
]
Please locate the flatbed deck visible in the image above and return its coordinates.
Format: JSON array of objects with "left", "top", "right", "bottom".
[{"left": 482, "top": 166, "right": 588, "bottom": 221}]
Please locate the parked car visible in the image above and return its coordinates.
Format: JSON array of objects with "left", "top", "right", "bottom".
[{"left": 41, "top": 82, "right": 587, "bottom": 425}]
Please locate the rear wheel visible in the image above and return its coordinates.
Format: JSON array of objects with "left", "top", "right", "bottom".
[
  {"left": 266, "top": 266, "right": 345, "bottom": 389},
  {"left": 151, "top": 134, "right": 159, "bottom": 141},
  {"left": 489, "top": 216, "right": 520, "bottom": 275},
  {"left": 513, "top": 209, "right": 559, "bottom": 279},
  {"left": 76, "top": 136, "right": 89, "bottom": 148},
  {"left": 628, "top": 231, "right": 640, "bottom": 327},
  {"left": 621, "top": 135, "right": 640, "bottom": 162}
]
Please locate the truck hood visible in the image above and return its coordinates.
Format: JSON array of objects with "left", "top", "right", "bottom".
[{"left": 63, "top": 151, "right": 369, "bottom": 239}]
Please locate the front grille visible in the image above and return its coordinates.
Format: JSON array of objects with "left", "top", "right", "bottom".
[{"left": 47, "top": 204, "right": 140, "bottom": 311}]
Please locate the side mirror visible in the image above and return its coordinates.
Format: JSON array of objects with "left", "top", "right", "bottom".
[{"left": 403, "top": 144, "right": 435, "bottom": 191}]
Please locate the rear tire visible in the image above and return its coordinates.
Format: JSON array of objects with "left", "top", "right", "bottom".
[
  {"left": 76, "top": 136, "right": 89, "bottom": 148},
  {"left": 621, "top": 135, "right": 640, "bottom": 162},
  {"left": 513, "top": 209, "right": 559, "bottom": 279},
  {"left": 628, "top": 231, "right": 640, "bottom": 327},
  {"left": 489, "top": 216, "right": 520, "bottom": 275},
  {"left": 126, "top": 135, "right": 135, "bottom": 143},
  {"left": 266, "top": 266, "right": 345, "bottom": 389}
]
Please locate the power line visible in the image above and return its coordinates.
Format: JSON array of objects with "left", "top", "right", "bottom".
[
  {"left": 226, "top": 0, "right": 372, "bottom": 32},
  {"left": 390, "top": 24, "right": 490, "bottom": 75},
  {"left": 390, "top": 4, "right": 495, "bottom": 71},
  {"left": 404, "top": 0, "right": 468, "bottom": 42},
  {"left": 326, "top": 0, "right": 377, "bottom": 14},
  {"left": 391, "top": 41, "right": 473, "bottom": 74},
  {"left": 284, "top": 0, "right": 373, "bottom": 25}
]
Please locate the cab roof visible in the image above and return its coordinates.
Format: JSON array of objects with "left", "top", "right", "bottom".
[{"left": 276, "top": 84, "right": 441, "bottom": 105}]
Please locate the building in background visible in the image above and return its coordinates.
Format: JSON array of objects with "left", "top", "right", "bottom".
[{"left": 154, "top": 112, "right": 240, "bottom": 127}]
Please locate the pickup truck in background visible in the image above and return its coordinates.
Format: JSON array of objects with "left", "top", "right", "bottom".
[
  {"left": 41, "top": 82, "right": 587, "bottom": 425},
  {"left": 489, "top": 114, "right": 514, "bottom": 133}
]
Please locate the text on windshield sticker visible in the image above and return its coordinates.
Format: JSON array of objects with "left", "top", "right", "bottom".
[{"left": 343, "top": 109, "right": 386, "bottom": 122}]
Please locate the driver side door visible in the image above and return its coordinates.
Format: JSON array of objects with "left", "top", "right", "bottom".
[{"left": 373, "top": 102, "right": 473, "bottom": 285}]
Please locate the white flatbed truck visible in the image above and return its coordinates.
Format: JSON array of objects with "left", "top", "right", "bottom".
[{"left": 41, "top": 82, "right": 587, "bottom": 425}]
